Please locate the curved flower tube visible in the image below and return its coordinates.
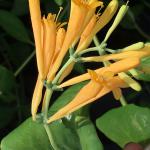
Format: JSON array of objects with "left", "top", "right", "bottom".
[
  {"left": 59, "top": 0, "right": 118, "bottom": 82},
  {"left": 47, "top": 0, "right": 102, "bottom": 82},
  {"left": 59, "top": 58, "right": 140, "bottom": 88},
  {"left": 47, "top": 70, "right": 127, "bottom": 123}
]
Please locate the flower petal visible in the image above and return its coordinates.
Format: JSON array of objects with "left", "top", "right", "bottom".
[
  {"left": 29, "top": 0, "right": 44, "bottom": 79},
  {"left": 47, "top": 77, "right": 127, "bottom": 123},
  {"left": 31, "top": 75, "right": 43, "bottom": 120},
  {"left": 59, "top": 58, "right": 140, "bottom": 88}
]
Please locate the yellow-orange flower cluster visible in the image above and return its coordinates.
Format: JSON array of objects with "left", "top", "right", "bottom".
[{"left": 29, "top": 0, "right": 150, "bottom": 123}]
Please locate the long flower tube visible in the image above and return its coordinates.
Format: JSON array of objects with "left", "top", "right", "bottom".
[
  {"left": 82, "top": 47, "right": 150, "bottom": 62},
  {"left": 77, "top": 0, "right": 119, "bottom": 51},
  {"left": 47, "top": 71, "right": 128, "bottom": 123},
  {"left": 29, "top": 0, "right": 66, "bottom": 119},
  {"left": 59, "top": 58, "right": 140, "bottom": 88},
  {"left": 31, "top": 75, "right": 43, "bottom": 120},
  {"left": 47, "top": 0, "right": 102, "bottom": 82},
  {"left": 58, "top": 0, "right": 119, "bottom": 83},
  {"left": 29, "top": 0, "right": 44, "bottom": 79}
]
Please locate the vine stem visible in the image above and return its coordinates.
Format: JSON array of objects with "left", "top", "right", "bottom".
[
  {"left": 42, "top": 57, "right": 76, "bottom": 149},
  {"left": 77, "top": 47, "right": 98, "bottom": 55},
  {"left": 14, "top": 50, "right": 35, "bottom": 77},
  {"left": 93, "top": 35, "right": 127, "bottom": 106},
  {"left": 43, "top": 89, "right": 59, "bottom": 150},
  {"left": 52, "top": 56, "right": 74, "bottom": 85}
]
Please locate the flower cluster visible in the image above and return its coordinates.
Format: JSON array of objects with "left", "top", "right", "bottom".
[{"left": 29, "top": 0, "right": 150, "bottom": 123}]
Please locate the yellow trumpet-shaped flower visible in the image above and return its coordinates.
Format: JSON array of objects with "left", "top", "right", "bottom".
[
  {"left": 29, "top": 0, "right": 66, "bottom": 119},
  {"left": 59, "top": 58, "right": 140, "bottom": 88},
  {"left": 29, "top": 0, "right": 44, "bottom": 79},
  {"left": 31, "top": 75, "right": 43, "bottom": 120},
  {"left": 82, "top": 47, "right": 150, "bottom": 62},
  {"left": 88, "top": 70, "right": 122, "bottom": 100},
  {"left": 77, "top": 0, "right": 118, "bottom": 51},
  {"left": 47, "top": 70, "right": 127, "bottom": 123},
  {"left": 42, "top": 14, "right": 57, "bottom": 78},
  {"left": 58, "top": 0, "right": 118, "bottom": 82},
  {"left": 47, "top": 0, "right": 102, "bottom": 82}
]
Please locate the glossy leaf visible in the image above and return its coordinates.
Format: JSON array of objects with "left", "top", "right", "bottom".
[
  {"left": 1, "top": 117, "right": 81, "bottom": 150},
  {"left": 49, "top": 81, "right": 88, "bottom": 114},
  {"left": 136, "top": 56, "right": 150, "bottom": 81},
  {"left": 1, "top": 82, "right": 87, "bottom": 150},
  {"left": 0, "top": 10, "right": 31, "bottom": 43},
  {"left": 96, "top": 104, "right": 150, "bottom": 148},
  {"left": 77, "top": 117, "right": 104, "bottom": 150}
]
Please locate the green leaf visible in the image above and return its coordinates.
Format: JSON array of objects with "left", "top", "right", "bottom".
[
  {"left": 50, "top": 81, "right": 103, "bottom": 150},
  {"left": 49, "top": 81, "right": 88, "bottom": 114},
  {"left": 0, "top": 66, "right": 16, "bottom": 102},
  {"left": 1, "top": 81, "right": 103, "bottom": 150},
  {"left": 135, "top": 56, "right": 150, "bottom": 81},
  {"left": 1, "top": 82, "right": 87, "bottom": 150},
  {"left": 1, "top": 117, "right": 81, "bottom": 150},
  {"left": 77, "top": 118, "right": 104, "bottom": 150},
  {"left": 0, "top": 10, "right": 31, "bottom": 43},
  {"left": 1, "top": 118, "right": 51, "bottom": 150},
  {"left": 96, "top": 104, "right": 150, "bottom": 148}
]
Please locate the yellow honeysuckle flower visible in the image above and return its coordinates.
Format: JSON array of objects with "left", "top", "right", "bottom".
[
  {"left": 59, "top": 58, "right": 140, "bottom": 88},
  {"left": 82, "top": 47, "right": 150, "bottom": 62},
  {"left": 47, "top": 28, "right": 66, "bottom": 77},
  {"left": 47, "top": 70, "right": 127, "bottom": 123},
  {"left": 52, "top": 28, "right": 66, "bottom": 64},
  {"left": 29, "top": 0, "right": 44, "bottom": 79},
  {"left": 77, "top": 0, "right": 118, "bottom": 51},
  {"left": 47, "top": 0, "right": 102, "bottom": 82},
  {"left": 88, "top": 69, "right": 122, "bottom": 100},
  {"left": 42, "top": 14, "right": 57, "bottom": 78},
  {"left": 31, "top": 26, "right": 66, "bottom": 120},
  {"left": 31, "top": 75, "right": 43, "bottom": 120},
  {"left": 58, "top": 0, "right": 118, "bottom": 82},
  {"left": 29, "top": 1, "right": 66, "bottom": 119}
]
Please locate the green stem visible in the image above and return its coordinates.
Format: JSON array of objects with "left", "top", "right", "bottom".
[
  {"left": 105, "top": 48, "right": 117, "bottom": 54},
  {"left": 43, "top": 89, "right": 59, "bottom": 150},
  {"left": 52, "top": 57, "right": 74, "bottom": 85},
  {"left": 93, "top": 36, "right": 105, "bottom": 55},
  {"left": 93, "top": 36, "right": 108, "bottom": 66},
  {"left": 93, "top": 35, "right": 128, "bottom": 106},
  {"left": 44, "top": 124, "right": 56, "bottom": 150},
  {"left": 77, "top": 47, "right": 98, "bottom": 55},
  {"left": 43, "top": 89, "right": 53, "bottom": 119},
  {"left": 14, "top": 50, "right": 35, "bottom": 77}
]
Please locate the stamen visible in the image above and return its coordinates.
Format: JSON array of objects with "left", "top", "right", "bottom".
[
  {"left": 97, "top": 3, "right": 104, "bottom": 16},
  {"left": 55, "top": 7, "right": 63, "bottom": 22}
]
